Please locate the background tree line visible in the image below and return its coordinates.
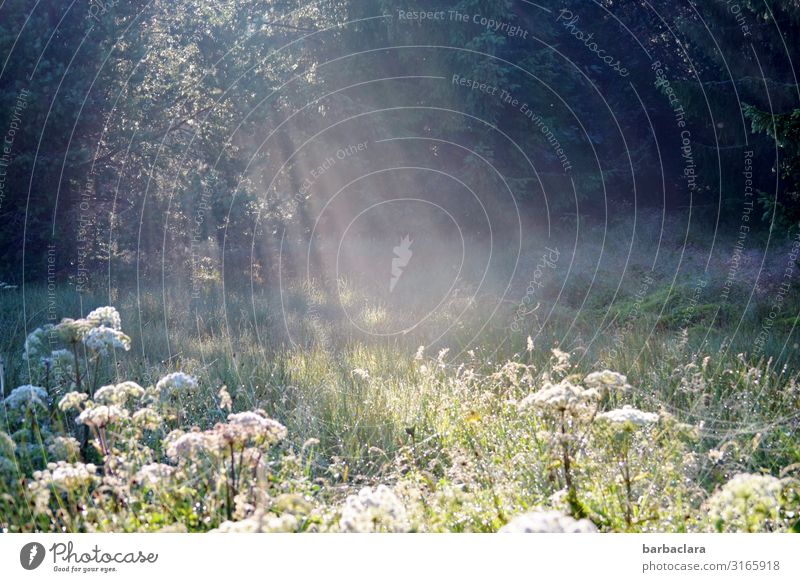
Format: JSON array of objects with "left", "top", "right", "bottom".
[{"left": 0, "top": 0, "right": 798, "bottom": 289}]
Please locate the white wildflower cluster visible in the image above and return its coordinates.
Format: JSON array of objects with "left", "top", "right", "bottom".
[
  {"left": 33, "top": 461, "right": 97, "bottom": 491},
  {"left": 597, "top": 405, "right": 659, "bottom": 427},
  {"left": 165, "top": 430, "right": 214, "bottom": 461},
  {"left": 499, "top": 510, "right": 598, "bottom": 533},
  {"left": 23, "top": 325, "right": 55, "bottom": 362},
  {"left": 583, "top": 370, "right": 632, "bottom": 394},
  {"left": 82, "top": 326, "right": 131, "bottom": 355},
  {"left": 94, "top": 381, "right": 145, "bottom": 405},
  {"left": 86, "top": 306, "right": 122, "bottom": 330},
  {"left": 518, "top": 370, "right": 660, "bottom": 438},
  {"left": 47, "top": 307, "right": 128, "bottom": 356},
  {"left": 164, "top": 411, "right": 287, "bottom": 462},
  {"left": 22, "top": 308, "right": 128, "bottom": 390},
  {"left": 77, "top": 404, "right": 128, "bottom": 429},
  {"left": 132, "top": 407, "right": 162, "bottom": 430},
  {"left": 135, "top": 463, "right": 174, "bottom": 487},
  {"left": 156, "top": 372, "right": 199, "bottom": 397},
  {"left": 2, "top": 385, "right": 48, "bottom": 413},
  {"left": 219, "top": 412, "right": 288, "bottom": 445},
  {"left": 59, "top": 391, "right": 88, "bottom": 412},
  {"left": 212, "top": 511, "right": 298, "bottom": 533},
  {"left": 519, "top": 380, "right": 598, "bottom": 412},
  {"left": 54, "top": 318, "right": 94, "bottom": 343},
  {"left": 339, "top": 485, "right": 410, "bottom": 533},
  {"left": 708, "top": 473, "right": 784, "bottom": 532}
]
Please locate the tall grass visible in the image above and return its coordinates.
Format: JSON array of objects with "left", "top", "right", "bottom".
[{"left": 2, "top": 270, "right": 797, "bottom": 479}]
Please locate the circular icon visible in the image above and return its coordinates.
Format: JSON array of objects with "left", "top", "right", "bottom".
[{"left": 20, "top": 542, "right": 46, "bottom": 570}]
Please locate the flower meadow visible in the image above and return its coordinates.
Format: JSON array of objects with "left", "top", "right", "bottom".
[{"left": 1, "top": 306, "right": 798, "bottom": 533}]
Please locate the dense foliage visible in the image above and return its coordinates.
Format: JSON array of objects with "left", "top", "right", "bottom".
[{"left": 1, "top": 1, "right": 799, "bottom": 284}]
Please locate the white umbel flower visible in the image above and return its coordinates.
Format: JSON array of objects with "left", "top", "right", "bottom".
[
  {"left": 212, "top": 511, "right": 298, "bottom": 533},
  {"left": 221, "top": 412, "right": 288, "bottom": 445},
  {"left": 55, "top": 318, "right": 94, "bottom": 343},
  {"left": 23, "top": 325, "right": 55, "bottom": 361},
  {"left": 94, "top": 381, "right": 145, "bottom": 405},
  {"left": 76, "top": 404, "right": 128, "bottom": 428},
  {"left": 59, "top": 391, "right": 88, "bottom": 412},
  {"left": 597, "top": 405, "right": 659, "bottom": 426},
  {"left": 339, "top": 485, "right": 410, "bottom": 533},
  {"left": 583, "top": 370, "right": 632, "bottom": 393},
  {"left": 132, "top": 408, "right": 162, "bottom": 430},
  {"left": 86, "top": 306, "right": 122, "bottom": 330},
  {"left": 499, "top": 510, "right": 597, "bottom": 533},
  {"left": 708, "top": 473, "right": 784, "bottom": 532},
  {"left": 166, "top": 431, "right": 212, "bottom": 460},
  {"left": 156, "top": 372, "right": 199, "bottom": 397},
  {"left": 33, "top": 461, "right": 97, "bottom": 491},
  {"left": 3, "top": 385, "right": 48, "bottom": 411},
  {"left": 519, "top": 381, "right": 597, "bottom": 411},
  {"left": 82, "top": 326, "right": 131, "bottom": 354}
]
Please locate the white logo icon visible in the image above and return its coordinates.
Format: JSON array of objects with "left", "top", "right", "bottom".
[
  {"left": 20, "top": 542, "right": 45, "bottom": 570},
  {"left": 390, "top": 235, "right": 413, "bottom": 292}
]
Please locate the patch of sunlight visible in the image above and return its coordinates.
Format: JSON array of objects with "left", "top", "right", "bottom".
[{"left": 360, "top": 304, "right": 388, "bottom": 329}]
